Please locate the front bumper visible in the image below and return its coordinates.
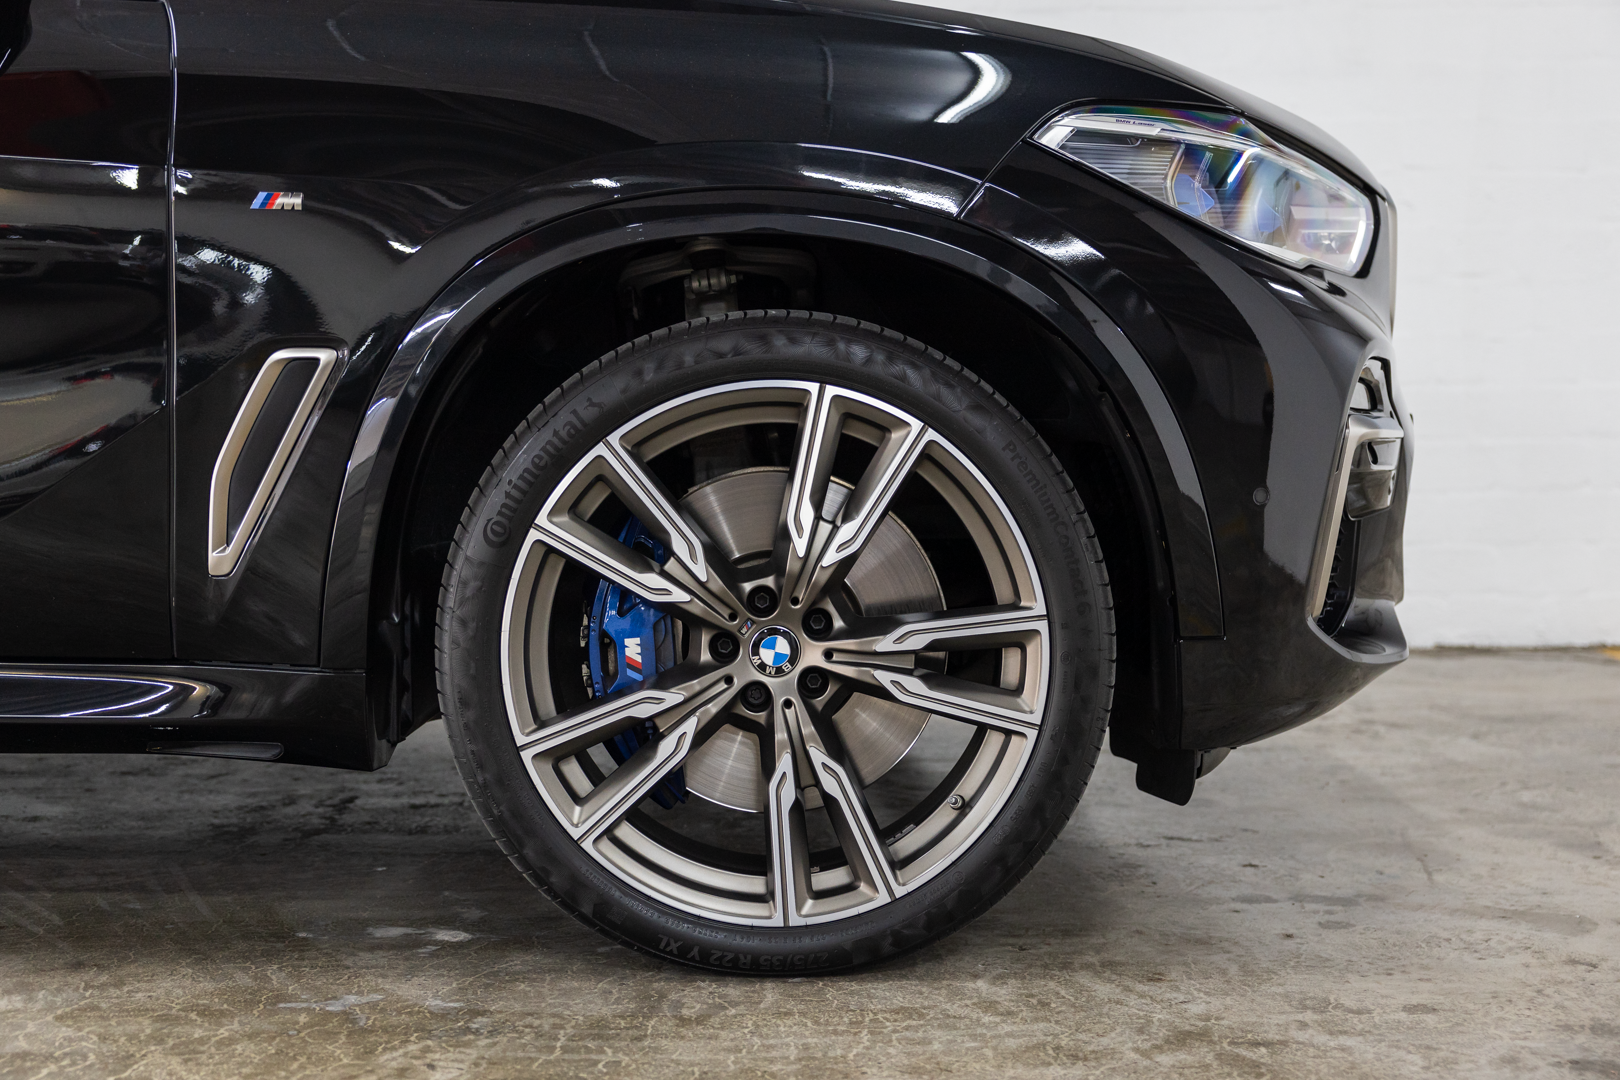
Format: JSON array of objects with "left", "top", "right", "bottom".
[{"left": 975, "top": 141, "right": 1411, "bottom": 753}]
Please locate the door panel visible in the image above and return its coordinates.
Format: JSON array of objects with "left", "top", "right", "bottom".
[{"left": 0, "top": 0, "right": 174, "bottom": 659}]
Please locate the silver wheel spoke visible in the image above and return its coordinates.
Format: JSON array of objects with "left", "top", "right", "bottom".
[
  {"left": 818, "top": 426, "right": 928, "bottom": 572},
  {"left": 872, "top": 669, "right": 1042, "bottom": 734},
  {"left": 865, "top": 605, "right": 1049, "bottom": 653},
  {"left": 532, "top": 442, "right": 743, "bottom": 628},
  {"left": 521, "top": 669, "right": 738, "bottom": 842},
  {"left": 765, "top": 731, "right": 813, "bottom": 925},
  {"left": 569, "top": 714, "right": 700, "bottom": 842},
  {"left": 769, "top": 694, "right": 897, "bottom": 922},
  {"left": 819, "top": 605, "right": 1048, "bottom": 701},
  {"left": 806, "top": 744, "right": 902, "bottom": 900},
  {"left": 783, "top": 384, "right": 841, "bottom": 564},
  {"left": 781, "top": 386, "right": 927, "bottom": 606},
  {"left": 518, "top": 686, "right": 686, "bottom": 758}
]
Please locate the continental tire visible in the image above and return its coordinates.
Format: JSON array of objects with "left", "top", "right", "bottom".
[{"left": 437, "top": 311, "right": 1114, "bottom": 974}]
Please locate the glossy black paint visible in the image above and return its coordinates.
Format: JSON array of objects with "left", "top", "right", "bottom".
[
  {"left": 156, "top": 0, "right": 1211, "bottom": 667},
  {"left": 166, "top": 145, "right": 983, "bottom": 664},
  {"left": 0, "top": 663, "right": 371, "bottom": 767},
  {"left": 167, "top": 0, "right": 1213, "bottom": 188},
  {"left": 961, "top": 183, "right": 1224, "bottom": 639},
  {"left": 0, "top": 0, "right": 1409, "bottom": 781},
  {"left": 0, "top": 0, "right": 172, "bottom": 659},
  {"left": 0, "top": 668, "right": 215, "bottom": 719},
  {"left": 0, "top": 0, "right": 171, "bottom": 164},
  {"left": 169, "top": 170, "right": 418, "bottom": 665},
  {"left": 975, "top": 142, "right": 1408, "bottom": 747}
]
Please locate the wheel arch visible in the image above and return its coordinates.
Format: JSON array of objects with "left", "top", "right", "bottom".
[{"left": 320, "top": 194, "right": 1215, "bottom": 756}]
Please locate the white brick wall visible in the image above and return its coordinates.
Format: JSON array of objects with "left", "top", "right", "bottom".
[{"left": 902, "top": 0, "right": 1620, "bottom": 646}]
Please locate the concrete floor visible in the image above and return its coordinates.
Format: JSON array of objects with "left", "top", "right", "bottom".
[{"left": 1, "top": 650, "right": 1616, "bottom": 1080}]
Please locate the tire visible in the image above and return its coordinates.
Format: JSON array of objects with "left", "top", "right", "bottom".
[{"left": 437, "top": 311, "right": 1114, "bottom": 974}]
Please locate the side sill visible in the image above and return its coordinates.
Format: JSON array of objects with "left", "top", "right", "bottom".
[{"left": 0, "top": 663, "right": 378, "bottom": 770}]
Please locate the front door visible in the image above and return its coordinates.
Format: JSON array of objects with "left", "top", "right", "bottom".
[{"left": 0, "top": 0, "right": 173, "bottom": 658}]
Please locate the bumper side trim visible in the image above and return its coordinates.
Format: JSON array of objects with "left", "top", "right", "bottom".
[{"left": 1308, "top": 410, "right": 1403, "bottom": 618}]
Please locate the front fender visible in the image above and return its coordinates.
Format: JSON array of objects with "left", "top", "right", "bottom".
[{"left": 321, "top": 192, "right": 1222, "bottom": 680}]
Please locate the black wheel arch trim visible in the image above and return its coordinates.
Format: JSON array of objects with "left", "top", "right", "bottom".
[{"left": 318, "top": 187, "right": 1223, "bottom": 738}]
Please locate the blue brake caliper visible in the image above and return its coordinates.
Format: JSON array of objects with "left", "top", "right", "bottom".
[{"left": 586, "top": 517, "right": 686, "bottom": 808}]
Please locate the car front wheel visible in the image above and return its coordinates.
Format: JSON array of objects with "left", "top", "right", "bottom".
[{"left": 437, "top": 311, "right": 1114, "bottom": 973}]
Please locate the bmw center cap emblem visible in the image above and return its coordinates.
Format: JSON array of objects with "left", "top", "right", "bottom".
[{"left": 750, "top": 626, "right": 799, "bottom": 676}]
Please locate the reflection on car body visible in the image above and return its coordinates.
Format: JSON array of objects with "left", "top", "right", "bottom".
[{"left": 0, "top": 0, "right": 1409, "bottom": 972}]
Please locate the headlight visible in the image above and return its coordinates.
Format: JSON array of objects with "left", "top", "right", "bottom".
[{"left": 1033, "top": 106, "right": 1374, "bottom": 274}]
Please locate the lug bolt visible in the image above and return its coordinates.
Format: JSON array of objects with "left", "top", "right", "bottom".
[
  {"left": 710, "top": 633, "right": 739, "bottom": 663},
  {"left": 741, "top": 682, "right": 771, "bottom": 713},
  {"left": 799, "top": 669, "right": 828, "bottom": 698},
  {"left": 947, "top": 793, "right": 966, "bottom": 811},
  {"left": 804, "top": 608, "right": 832, "bottom": 639},
  {"left": 746, "top": 586, "right": 778, "bottom": 616}
]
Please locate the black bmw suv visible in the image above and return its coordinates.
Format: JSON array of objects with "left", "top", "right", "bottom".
[{"left": 0, "top": 0, "right": 1409, "bottom": 972}]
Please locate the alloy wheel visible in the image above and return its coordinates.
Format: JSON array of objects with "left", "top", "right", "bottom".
[{"left": 499, "top": 380, "right": 1050, "bottom": 926}]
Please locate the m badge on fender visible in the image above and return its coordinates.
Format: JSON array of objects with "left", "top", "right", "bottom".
[{"left": 251, "top": 192, "right": 303, "bottom": 210}]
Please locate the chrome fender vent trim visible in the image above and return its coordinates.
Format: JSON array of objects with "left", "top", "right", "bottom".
[
  {"left": 207, "top": 347, "right": 339, "bottom": 577},
  {"left": 1306, "top": 362, "right": 1404, "bottom": 620}
]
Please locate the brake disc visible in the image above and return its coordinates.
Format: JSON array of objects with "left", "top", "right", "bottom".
[{"left": 676, "top": 467, "right": 942, "bottom": 812}]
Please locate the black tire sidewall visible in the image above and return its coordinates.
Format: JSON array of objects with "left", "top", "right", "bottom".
[{"left": 438, "top": 312, "right": 1112, "bottom": 974}]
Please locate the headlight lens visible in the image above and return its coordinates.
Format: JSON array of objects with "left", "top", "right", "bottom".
[{"left": 1033, "top": 106, "right": 1374, "bottom": 274}]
